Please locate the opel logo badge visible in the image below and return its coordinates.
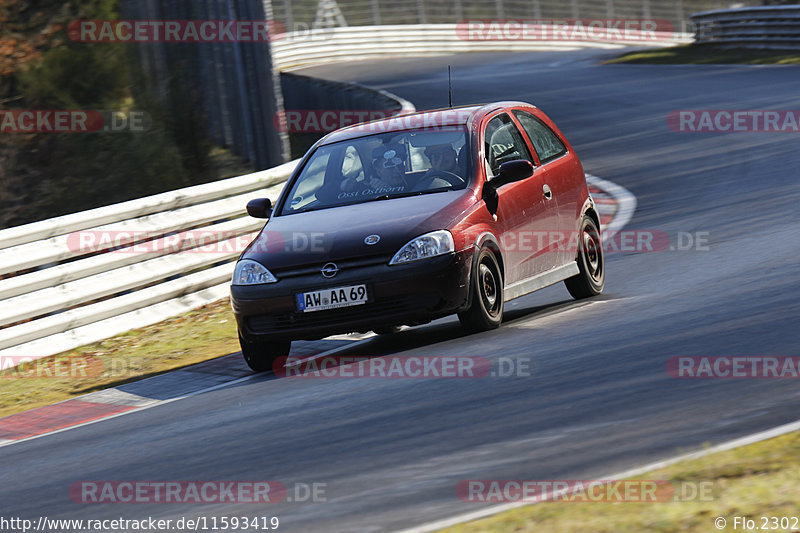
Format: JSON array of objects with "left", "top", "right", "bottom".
[
  {"left": 321, "top": 263, "right": 339, "bottom": 278},
  {"left": 364, "top": 235, "right": 381, "bottom": 246}
]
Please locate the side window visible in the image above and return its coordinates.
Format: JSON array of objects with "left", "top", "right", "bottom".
[
  {"left": 287, "top": 147, "right": 332, "bottom": 211},
  {"left": 483, "top": 113, "right": 533, "bottom": 177},
  {"left": 513, "top": 110, "right": 567, "bottom": 164}
]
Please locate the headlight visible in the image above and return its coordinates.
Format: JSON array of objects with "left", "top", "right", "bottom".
[
  {"left": 389, "top": 230, "right": 455, "bottom": 265},
  {"left": 232, "top": 259, "right": 278, "bottom": 285}
]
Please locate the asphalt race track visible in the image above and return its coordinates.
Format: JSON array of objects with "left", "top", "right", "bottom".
[{"left": 2, "top": 48, "right": 799, "bottom": 532}]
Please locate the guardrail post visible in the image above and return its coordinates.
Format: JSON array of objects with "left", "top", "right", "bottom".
[
  {"left": 675, "top": 0, "right": 686, "bottom": 33},
  {"left": 531, "top": 0, "right": 542, "bottom": 19},
  {"left": 416, "top": 0, "right": 426, "bottom": 24},
  {"left": 642, "top": 0, "right": 651, "bottom": 20},
  {"left": 495, "top": 0, "right": 505, "bottom": 19},
  {"left": 371, "top": 0, "right": 380, "bottom": 25},
  {"left": 281, "top": 0, "right": 294, "bottom": 33}
]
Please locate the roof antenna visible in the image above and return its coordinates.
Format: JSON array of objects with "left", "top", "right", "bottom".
[{"left": 448, "top": 65, "right": 453, "bottom": 108}]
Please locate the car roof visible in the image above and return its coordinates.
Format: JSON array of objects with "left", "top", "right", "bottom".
[{"left": 317, "top": 101, "right": 538, "bottom": 145}]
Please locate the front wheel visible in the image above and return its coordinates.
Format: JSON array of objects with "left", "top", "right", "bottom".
[
  {"left": 458, "top": 248, "right": 504, "bottom": 332},
  {"left": 373, "top": 326, "right": 402, "bottom": 335},
  {"left": 564, "top": 215, "right": 605, "bottom": 299},
  {"left": 239, "top": 332, "right": 291, "bottom": 372}
]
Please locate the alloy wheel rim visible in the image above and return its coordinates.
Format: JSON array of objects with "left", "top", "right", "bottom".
[
  {"left": 583, "top": 227, "right": 602, "bottom": 281},
  {"left": 479, "top": 262, "right": 498, "bottom": 312}
]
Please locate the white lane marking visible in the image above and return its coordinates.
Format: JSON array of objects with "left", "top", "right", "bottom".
[
  {"left": 80, "top": 389, "right": 159, "bottom": 407},
  {"left": 0, "top": 337, "right": 376, "bottom": 449},
  {"left": 586, "top": 173, "right": 637, "bottom": 234},
  {"left": 511, "top": 298, "right": 637, "bottom": 329},
  {"left": 326, "top": 332, "right": 376, "bottom": 342},
  {"left": 397, "top": 417, "right": 800, "bottom": 533},
  {"left": 285, "top": 335, "right": 375, "bottom": 368}
]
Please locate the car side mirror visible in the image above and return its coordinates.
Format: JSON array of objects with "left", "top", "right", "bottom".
[
  {"left": 481, "top": 160, "right": 534, "bottom": 216},
  {"left": 495, "top": 159, "right": 534, "bottom": 185},
  {"left": 246, "top": 198, "right": 272, "bottom": 219}
]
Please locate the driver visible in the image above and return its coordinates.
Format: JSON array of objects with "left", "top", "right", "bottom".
[
  {"left": 412, "top": 143, "right": 463, "bottom": 191},
  {"left": 425, "top": 143, "right": 460, "bottom": 175}
]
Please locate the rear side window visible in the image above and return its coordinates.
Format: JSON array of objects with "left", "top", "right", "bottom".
[
  {"left": 483, "top": 113, "right": 533, "bottom": 176},
  {"left": 513, "top": 110, "right": 567, "bottom": 164}
]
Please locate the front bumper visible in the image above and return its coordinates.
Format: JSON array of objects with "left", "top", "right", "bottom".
[{"left": 231, "top": 247, "right": 474, "bottom": 341}]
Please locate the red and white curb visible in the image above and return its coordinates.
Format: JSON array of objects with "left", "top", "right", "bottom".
[
  {"left": 0, "top": 173, "right": 634, "bottom": 447},
  {"left": 0, "top": 339, "right": 362, "bottom": 447},
  {"left": 586, "top": 173, "right": 637, "bottom": 234}
]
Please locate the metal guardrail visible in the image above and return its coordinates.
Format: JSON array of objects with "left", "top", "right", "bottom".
[
  {"left": 0, "top": 163, "right": 296, "bottom": 363},
  {"left": 271, "top": 24, "right": 692, "bottom": 71},
  {"left": 693, "top": 5, "right": 800, "bottom": 49},
  {"left": 272, "top": 0, "right": 764, "bottom": 34}
]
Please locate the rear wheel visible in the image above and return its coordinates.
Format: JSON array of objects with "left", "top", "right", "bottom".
[
  {"left": 564, "top": 215, "right": 605, "bottom": 299},
  {"left": 239, "top": 332, "right": 291, "bottom": 372},
  {"left": 458, "top": 248, "right": 504, "bottom": 332}
]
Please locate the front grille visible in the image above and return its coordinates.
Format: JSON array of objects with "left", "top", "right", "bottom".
[
  {"left": 248, "top": 294, "right": 438, "bottom": 333},
  {"left": 271, "top": 254, "right": 392, "bottom": 280}
]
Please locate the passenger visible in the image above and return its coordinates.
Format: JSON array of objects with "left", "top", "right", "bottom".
[
  {"left": 341, "top": 144, "right": 408, "bottom": 193},
  {"left": 369, "top": 144, "right": 408, "bottom": 190}
]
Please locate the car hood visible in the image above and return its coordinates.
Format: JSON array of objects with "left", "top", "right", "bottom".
[{"left": 243, "top": 190, "right": 475, "bottom": 270}]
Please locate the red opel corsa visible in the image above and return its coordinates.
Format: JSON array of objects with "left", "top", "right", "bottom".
[{"left": 232, "top": 102, "right": 604, "bottom": 371}]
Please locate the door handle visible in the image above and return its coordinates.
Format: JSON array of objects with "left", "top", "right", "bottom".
[{"left": 543, "top": 184, "right": 552, "bottom": 200}]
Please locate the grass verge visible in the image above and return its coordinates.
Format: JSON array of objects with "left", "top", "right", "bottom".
[
  {"left": 438, "top": 430, "right": 800, "bottom": 532},
  {"left": 0, "top": 299, "right": 238, "bottom": 418},
  {"left": 607, "top": 44, "right": 800, "bottom": 65}
]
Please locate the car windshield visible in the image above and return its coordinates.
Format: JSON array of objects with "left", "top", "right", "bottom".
[{"left": 280, "top": 128, "right": 470, "bottom": 215}]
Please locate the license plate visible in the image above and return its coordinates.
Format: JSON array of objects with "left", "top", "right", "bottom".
[{"left": 296, "top": 285, "right": 368, "bottom": 313}]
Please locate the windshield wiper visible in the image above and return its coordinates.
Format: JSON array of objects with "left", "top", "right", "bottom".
[
  {"left": 373, "top": 188, "right": 451, "bottom": 201},
  {"left": 374, "top": 192, "right": 420, "bottom": 201}
]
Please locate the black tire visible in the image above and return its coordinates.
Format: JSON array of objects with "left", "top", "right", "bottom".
[
  {"left": 239, "top": 331, "right": 291, "bottom": 372},
  {"left": 458, "top": 248, "right": 504, "bottom": 332},
  {"left": 373, "top": 326, "right": 402, "bottom": 335},
  {"left": 564, "top": 215, "right": 605, "bottom": 299}
]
